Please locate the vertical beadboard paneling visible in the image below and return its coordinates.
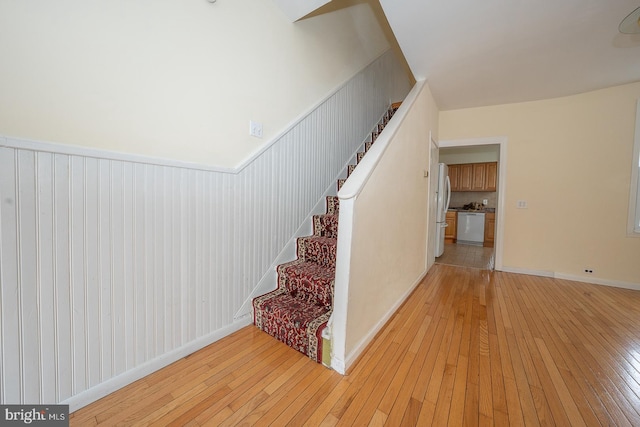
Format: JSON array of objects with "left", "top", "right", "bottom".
[
  {"left": 17, "top": 150, "right": 40, "bottom": 403},
  {"left": 16, "top": 151, "right": 41, "bottom": 401},
  {"left": 53, "top": 154, "right": 72, "bottom": 402},
  {"left": 0, "top": 50, "right": 410, "bottom": 407},
  {"left": 125, "top": 162, "right": 137, "bottom": 370},
  {"left": 36, "top": 152, "right": 56, "bottom": 402},
  {"left": 69, "top": 155, "right": 87, "bottom": 396},
  {"left": 97, "top": 159, "right": 112, "bottom": 384},
  {"left": 133, "top": 163, "right": 147, "bottom": 366},
  {"left": 109, "top": 160, "right": 126, "bottom": 377},
  {"left": 84, "top": 157, "right": 101, "bottom": 389},
  {"left": 1, "top": 147, "right": 21, "bottom": 402}
]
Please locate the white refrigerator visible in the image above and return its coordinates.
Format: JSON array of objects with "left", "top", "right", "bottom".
[{"left": 435, "top": 163, "right": 451, "bottom": 257}]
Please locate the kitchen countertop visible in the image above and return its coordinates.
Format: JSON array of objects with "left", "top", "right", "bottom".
[{"left": 448, "top": 207, "right": 495, "bottom": 213}]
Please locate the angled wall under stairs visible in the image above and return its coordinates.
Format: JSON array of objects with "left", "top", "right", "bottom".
[{"left": 252, "top": 104, "right": 399, "bottom": 363}]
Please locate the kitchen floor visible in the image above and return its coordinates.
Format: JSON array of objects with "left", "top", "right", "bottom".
[{"left": 436, "top": 242, "right": 494, "bottom": 270}]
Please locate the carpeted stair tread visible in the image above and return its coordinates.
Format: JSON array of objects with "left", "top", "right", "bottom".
[
  {"left": 277, "top": 259, "right": 335, "bottom": 308},
  {"left": 326, "top": 196, "right": 339, "bottom": 215},
  {"left": 313, "top": 214, "right": 338, "bottom": 238},
  {"left": 253, "top": 292, "right": 330, "bottom": 360},
  {"left": 297, "top": 235, "right": 337, "bottom": 267}
]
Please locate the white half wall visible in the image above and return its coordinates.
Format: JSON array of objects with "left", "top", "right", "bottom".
[{"left": 332, "top": 80, "right": 439, "bottom": 373}]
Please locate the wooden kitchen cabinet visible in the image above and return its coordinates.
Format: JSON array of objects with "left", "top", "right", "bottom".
[
  {"left": 448, "top": 164, "right": 460, "bottom": 191},
  {"left": 484, "top": 212, "right": 495, "bottom": 247},
  {"left": 447, "top": 161, "right": 498, "bottom": 192},
  {"left": 485, "top": 162, "right": 497, "bottom": 191},
  {"left": 471, "top": 163, "right": 486, "bottom": 191},
  {"left": 445, "top": 211, "right": 457, "bottom": 243},
  {"left": 458, "top": 164, "right": 473, "bottom": 191}
]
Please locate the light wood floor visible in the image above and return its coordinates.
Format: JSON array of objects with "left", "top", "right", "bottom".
[
  {"left": 436, "top": 242, "right": 495, "bottom": 270},
  {"left": 71, "top": 264, "right": 640, "bottom": 426}
]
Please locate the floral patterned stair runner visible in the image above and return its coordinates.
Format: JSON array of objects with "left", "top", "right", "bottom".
[{"left": 252, "top": 104, "right": 398, "bottom": 363}]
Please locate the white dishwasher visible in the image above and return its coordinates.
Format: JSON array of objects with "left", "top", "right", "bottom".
[{"left": 457, "top": 212, "right": 485, "bottom": 245}]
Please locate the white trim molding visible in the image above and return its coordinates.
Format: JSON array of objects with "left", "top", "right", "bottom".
[
  {"left": 501, "top": 267, "right": 640, "bottom": 292},
  {"left": 627, "top": 99, "right": 640, "bottom": 237}
]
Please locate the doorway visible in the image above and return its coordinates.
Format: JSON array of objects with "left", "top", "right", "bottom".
[{"left": 434, "top": 137, "right": 507, "bottom": 271}]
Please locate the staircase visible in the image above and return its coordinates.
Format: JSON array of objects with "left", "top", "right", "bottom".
[{"left": 252, "top": 103, "right": 400, "bottom": 363}]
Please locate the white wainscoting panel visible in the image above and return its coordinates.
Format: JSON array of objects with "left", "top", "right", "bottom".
[{"left": 0, "top": 49, "right": 410, "bottom": 408}]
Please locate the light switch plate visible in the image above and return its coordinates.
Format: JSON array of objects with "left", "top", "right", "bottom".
[{"left": 249, "top": 120, "right": 263, "bottom": 138}]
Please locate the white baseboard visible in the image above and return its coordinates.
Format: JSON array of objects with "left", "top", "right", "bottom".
[
  {"left": 498, "top": 266, "right": 555, "bottom": 277},
  {"left": 499, "top": 266, "right": 640, "bottom": 292},
  {"left": 63, "top": 316, "right": 252, "bottom": 412},
  {"left": 553, "top": 272, "right": 640, "bottom": 292}
]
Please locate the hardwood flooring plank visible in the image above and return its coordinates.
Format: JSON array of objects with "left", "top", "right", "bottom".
[
  {"left": 534, "top": 337, "right": 586, "bottom": 426},
  {"left": 285, "top": 373, "right": 344, "bottom": 426},
  {"left": 558, "top": 309, "right": 640, "bottom": 425},
  {"left": 339, "top": 336, "right": 417, "bottom": 424},
  {"left": 410, "top": 274, "right": 460, "bottom": 402},
  {"left": 432, "top": 284, "right": 469, "bottom": 425},
  {"left": 324, "top": 275, "right": 441, "bottom": 425},
  {"left": 328, "top": 342, "right": 400, "bottom": 421},
  {"left": 525, "top": 278, "right": 634, "bottom": 427},
  {"left": 351, "top": 316, "right": 433, "bottom": 425},
  {"left": 167, "top": 346, "right": 294, "bottom": 426},
  {"left": 149, "top": 343, "right": 285, "bottom": 426},
  {"left": 268, "top": 370, "right": 338, "bottom": 426},
  {"left": 240, "top": 363, "right": 330, "bottom": 426},
  {"left": 478, "top": 305, "right": 494, "bottom": 422},
  {"left": 520, "top": 276, "right": 609, "bottom": 427},
  {"left": 164, "top": 385, "right": 233, "bottom": 427},
  {"left": 302, "top": 379, "right": 351, "bottom": 427},
  {"left": 507, "top": 277, "right": 572, "bottom": 426}
]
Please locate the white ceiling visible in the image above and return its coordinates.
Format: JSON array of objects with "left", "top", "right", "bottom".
[{"left": 378, "top": 0, "right": 640, "bottom": 110}]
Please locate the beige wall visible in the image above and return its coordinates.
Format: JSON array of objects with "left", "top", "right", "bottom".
[
  {"left": 0, "top": 0, "right": 390, "bottom": 168},
  {"left": 440, "top": 82, "right": 640, "bottom": 285},
  {"left": 439, "top": 145, "right": 499, "bottom": 164},
  {"left": 343, "top": 81, "right": 438, "bottom": 359}
]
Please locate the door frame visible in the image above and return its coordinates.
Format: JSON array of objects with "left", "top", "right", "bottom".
[
  {"left": 438, "top": 136, "right": 507, "bottom": 271},
  {"left": 426, "top": 133, "right": 440, "bottom": 270}
]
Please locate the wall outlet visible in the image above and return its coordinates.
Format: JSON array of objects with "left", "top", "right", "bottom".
[
  {"left": 249, "top": 120, "right": 263, "bottom": 138},
  {"left": 516, "top": 200, "right": 528, "bottom": 209},
  {"left": 482, "top": 199, "right": 488, "bottom": 205},
  {"left": 584, "top": 268, "right": 594, "bottom": 274}
]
